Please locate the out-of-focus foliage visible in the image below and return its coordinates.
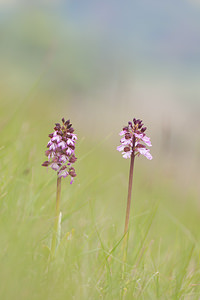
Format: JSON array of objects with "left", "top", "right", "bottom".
[
  {"left": 0, "top": 2, "right": 200, "bottom": 297},
  {"left": 0, "top": 100, "right": 200, "bottom": 299}
]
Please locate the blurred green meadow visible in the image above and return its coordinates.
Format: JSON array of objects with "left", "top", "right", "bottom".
[
  {"left": 1, "top": 1, "right": 200, "bottom": 299},
  {"left": 0, "top": 95, "right": 200, "bottom": 300}
]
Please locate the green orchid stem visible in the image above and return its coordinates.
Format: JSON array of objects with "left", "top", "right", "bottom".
[
  {"left": 123, "top": 147, "right": 135, "bottom": 263},
  {"left": 51, "top": 176, "right": 62, "bottom": 257}
]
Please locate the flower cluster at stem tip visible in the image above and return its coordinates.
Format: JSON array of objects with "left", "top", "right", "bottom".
[
  {"left": 117, "top": 118, "right": 152, "bottom": 160},
  {"left": 42, "top": 118, "right": 77, "bottom": 183}
]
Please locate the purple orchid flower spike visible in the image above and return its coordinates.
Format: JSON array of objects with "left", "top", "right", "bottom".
[
  {"left": 117, "top": 118, "right": 152, "bottom": 160},
  {"left": 42, "top": 118, "right": 77, "bottom": 184},
  {"left": 118, "top": 118, "right": 152, "bottom": 262},
  {"left": 42, "top": 118, "right": 77, "bottom": 257}
]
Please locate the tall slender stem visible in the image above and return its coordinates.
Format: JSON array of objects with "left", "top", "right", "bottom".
[
  {"left": 124, "top": 135, "right": 135, "bottom": 236},
  {"left": 124, "top": 151, "right": 135, "bottom": 235},
  {"left": 51, "top": 177, "right": 62, "bottom": 257},
  {"left": 123, "top": 137, "right": 135, "bottom": 264},
  {"left": 56, "top": 177, "right": 61, "bottom": 218}
]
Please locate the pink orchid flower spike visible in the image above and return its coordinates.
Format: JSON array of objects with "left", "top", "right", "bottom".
[
  {"left": 42, "top": 118, "right": 78, "bottom": 257},
  {"left": 117, "top": 118, "right": 152, "bottom": 160},
  {"left": 118, "top": 118, "right": 153, "bottom": 263}
]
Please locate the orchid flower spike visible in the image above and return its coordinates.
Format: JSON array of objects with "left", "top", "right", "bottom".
[
  {"left": 117, "top": 118, "right": 152, "bottom": 160},
  {"left": 42, "top": 118, "right": 77, "bottom": 183}
]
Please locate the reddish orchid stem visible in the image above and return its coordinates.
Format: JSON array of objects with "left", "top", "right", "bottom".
[
  {"left": 124, "top": 151, "right": 135, "bottom": 235},
  {"left": 124, "top": 135, "right": 135, "bottom": 236},
  {"left": 122, "top": 137, "right": 135, "bottom": 271}
]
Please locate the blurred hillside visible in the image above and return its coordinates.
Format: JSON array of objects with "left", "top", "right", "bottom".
[
  {"left": 0, "top": 0, "right": 200, "bottom": 96},
  {"left": 0, "top": 1, "right": 200, "bottom": 194}
]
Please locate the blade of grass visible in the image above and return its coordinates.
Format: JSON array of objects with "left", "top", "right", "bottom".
[{"left": 134, "top": 201, "right": 159, "bottom": 264}]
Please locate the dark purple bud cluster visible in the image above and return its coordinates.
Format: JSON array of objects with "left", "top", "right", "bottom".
[
  {"left": 131, "top": 118, "right": 147, "bottom": 132},
  {"left": 42, "top": 118, "right": 77, "bottom": 184}
]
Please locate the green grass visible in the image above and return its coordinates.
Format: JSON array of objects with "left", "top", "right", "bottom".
[{"left": 0, "top": 100, "right": 200, "bottom": 299}]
